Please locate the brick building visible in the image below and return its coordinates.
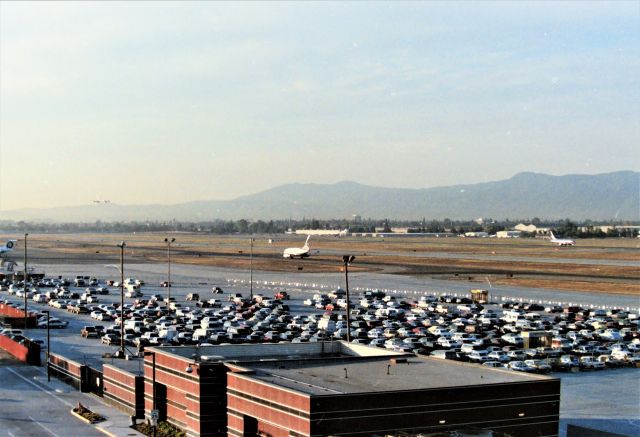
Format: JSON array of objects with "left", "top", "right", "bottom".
[{"left": 137, "top": 342, "right": 560, "bottom": 437}]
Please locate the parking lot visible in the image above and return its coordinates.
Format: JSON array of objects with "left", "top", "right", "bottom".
[{"left": 1, "top": 262, "right": 639, "bottom": 436}]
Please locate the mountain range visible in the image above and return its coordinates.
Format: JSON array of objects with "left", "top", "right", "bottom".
[{"left": 1, "top": 171, "right": 638, "bottom": 222}]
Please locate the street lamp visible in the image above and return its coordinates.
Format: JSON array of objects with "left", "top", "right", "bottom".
[
  {"left": 23, "top": 233, "right": 29, "bottom": 329},
  {"left": 342, "top": 255, "right": 356, "bottom": 342},
  {"left": 249, "top": 238, "right": 254, "bottom": 300},
  {"left": 116, "top": 241, "right": 126, "bottom": 358},
  {"left": 164, "top": 238, "right": 175, "bottom": 310},
  {"left": 42, "top": 310, "right": 50, "bottom": 381},
  {"left": 143, "top": 351, "right": 157, "bottom": 437}
]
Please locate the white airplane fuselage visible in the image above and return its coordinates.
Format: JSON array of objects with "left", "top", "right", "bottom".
[
  {"left": 549, "top": 232, "right": 575, "bottom": 246},
  {"left": 283, "top": 236, "right": 311, "bottom": 258}
]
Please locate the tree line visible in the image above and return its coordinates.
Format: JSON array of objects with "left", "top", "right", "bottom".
[{"left": 0, "top": 218, "right": 637, "bottom": 238}]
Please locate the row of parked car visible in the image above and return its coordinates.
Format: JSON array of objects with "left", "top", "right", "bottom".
[{"left": 2, "top": 276, "right": 639, "bottom": 374}]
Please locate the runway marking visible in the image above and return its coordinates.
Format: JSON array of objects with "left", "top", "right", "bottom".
[
  {"left": 28, "top": 415, "right": 63, "bottom": 437},
  {"left": 6, "top": 368, "right": 74, "bottom": 408}
]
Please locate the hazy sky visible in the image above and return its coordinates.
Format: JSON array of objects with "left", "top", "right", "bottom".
[{"left": 1, "top": 1, "right": 638, "bottom": 210}]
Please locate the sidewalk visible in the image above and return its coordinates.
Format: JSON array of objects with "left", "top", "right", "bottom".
[{"left": 29, "top": 366, "right": 145, "bottom": 437}]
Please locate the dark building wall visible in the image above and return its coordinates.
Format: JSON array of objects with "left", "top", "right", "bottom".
[
  {"left": 310, "top": 380, "right": 560, "bottom": 437},
  {"left": 194, "top": 363, "right": 228, "bottom": 436}
]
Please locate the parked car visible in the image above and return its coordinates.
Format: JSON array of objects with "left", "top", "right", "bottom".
[
  {"left": 81, "top": 326, "right": 102, "bottom": 338},
  {"left": 580, "top": 356, "right": 606, "bottom": 370},
  {"left": 524, "top": 359, "right": 552, "bottom": 374},
  {"left": 506, "top": 361, "right": 537, "bottom": 373},
  {"left": 38, "top": 318, "right": 68, "bottom": 329}
]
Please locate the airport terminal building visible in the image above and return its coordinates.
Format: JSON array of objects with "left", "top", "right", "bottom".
[{"left": 137, "top": 342, "right": 560, "bottom": 437}]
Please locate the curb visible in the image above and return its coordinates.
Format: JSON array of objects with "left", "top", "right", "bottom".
[{"left": 95, "top": 424, "right": 119, "bottom": 437}]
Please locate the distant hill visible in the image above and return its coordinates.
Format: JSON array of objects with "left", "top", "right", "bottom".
[{"left": 1, "top": 171, "right": 638, "bottom": 222}]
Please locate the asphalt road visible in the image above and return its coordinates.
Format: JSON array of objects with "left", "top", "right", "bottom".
[
  {"left": 0, "top": 357, "right": 103, "bottom": 437},
  {"left": 318, "top": 247, "right": 640, "bottom": 267},
  {"left": 25, "top": 262, "right": 640, "bottom": 310}
]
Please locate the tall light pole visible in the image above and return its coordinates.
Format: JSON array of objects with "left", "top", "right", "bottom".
[
  {"left": 43, "top": 310, "right": 50, "bottom": 381},
  {"left": 23, "top": 233, "right": 29, "bottom": 329},
  {"left": 249, "top": 238, "right": 254, "bottom": 300},
  {"left": 342, "top": 255, "right": 355, "bottom": 342},
  {"left": 117, "top": 241, "right": 126, "bottom": 358},
  {"left": 164, "top": 238, "right": 175, "bottom": 310}
]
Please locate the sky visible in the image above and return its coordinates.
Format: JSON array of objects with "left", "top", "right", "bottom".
[{"left": 0, "top": 1, "right": 638, "bottom": 210}]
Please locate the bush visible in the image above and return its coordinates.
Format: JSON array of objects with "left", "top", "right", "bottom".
[
  {"left": 134, "top": 421, "right": 186, "bottom": 437},
  {"left": 73, "top": 403, "right": 105, "bottom": 423}
]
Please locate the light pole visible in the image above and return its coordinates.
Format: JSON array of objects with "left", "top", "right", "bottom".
[
  {"left": 342, "top": 255, "right": 355, "bottom": 342},
  {"left": 23, "top": 233, "right": 29, "bottom": 329},
  {"left": 249, "top": 238, "right": 254, "bottom": 300},
  {"left": 43, "top": 310, "right": 50, "bottom": 381},
  {"left": 143, "top": 351, "right": 157, "bottom": 437},
  {"left": 164, "top": 238, "right": 175, "bottom": 310},
  {"left": 117, "top": 241, "right": 126, "bottom": 358}
]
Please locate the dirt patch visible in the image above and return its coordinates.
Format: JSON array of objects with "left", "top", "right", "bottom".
[{"left": 4, "top": 232, "right": 638, "bottom": 296}]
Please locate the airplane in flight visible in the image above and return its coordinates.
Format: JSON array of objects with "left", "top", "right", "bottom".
[
  {"left": 0, "top": 240, "right": 17, "bottom": 255},
  {"left": 549, "top": 231, "right": 575, "bottom": 246},
  {"left": 283, "top": 236, "right": 311, "bottom": 259}
]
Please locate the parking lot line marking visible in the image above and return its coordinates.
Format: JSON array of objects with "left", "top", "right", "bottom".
[
  {"left": 6, "top": 368, "right": 74, "bottom": 408},
  {"left": 28, "top": 415, "right": 63, "bottom": 437}
]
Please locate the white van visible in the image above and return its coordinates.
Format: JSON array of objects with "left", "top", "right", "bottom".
[
  {"left": 124, "top": 320, "right": 144, "bottom": 333},
  {"left": 193, "top": 328, "right": 216, "bottom": 342}
]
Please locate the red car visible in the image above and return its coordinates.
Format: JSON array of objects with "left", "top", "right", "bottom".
[{"left": 274, "top": 291, "right": 290, "bottom": 300}]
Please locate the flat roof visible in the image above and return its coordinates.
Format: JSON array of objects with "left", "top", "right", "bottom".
[
  {"left": 152, "top": 341, "right": 406, "bottom": 363},
  {"left": 247, "top": 356, "right": 553, "bottom": 396}
]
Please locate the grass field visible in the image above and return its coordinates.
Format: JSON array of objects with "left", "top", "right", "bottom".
[{"left": 2, "top": 232, "right": 638, "bottom": 296}]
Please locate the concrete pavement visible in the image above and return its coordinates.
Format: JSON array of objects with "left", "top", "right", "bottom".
[{"left": 0, "top": 352, "right": 144, "bottom": 437}]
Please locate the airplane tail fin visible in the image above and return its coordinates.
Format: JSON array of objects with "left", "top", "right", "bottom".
[
  {"left": 549, "top": 231, "right": 556, "bottom": 240},
  {"left": 303, "top": 235, "right": 311, "bottom": 250}
]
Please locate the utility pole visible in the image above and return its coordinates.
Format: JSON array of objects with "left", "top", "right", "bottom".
[
  {"left": 164, "top": 238, "right": 175, "bottom": 309},
  {"left": 342, "top": 255, "right": 355, "bottom": 342},
  {"left": 117, "top": 241, "right": 126, "bottom": 358},
  {"left": 23, "top": 233, "right": 28, "bottom": 329},
  {"left": 249, "top": 238, "right": 254, "bottom": 300}
]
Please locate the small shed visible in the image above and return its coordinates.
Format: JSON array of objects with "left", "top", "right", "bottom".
[{"left": 470, "top": 289, "right": 489, "bottom": 304}]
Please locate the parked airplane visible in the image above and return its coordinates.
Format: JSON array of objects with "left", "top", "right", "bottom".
[
  {"left": 549, "top": 231, "right": 575, "bottom": 246},
  {"left": 0, "top": 240, "right": 17, "bottom": 255},
  {"left": 283, "top": 236, "right": 311, "bottom": 259}
]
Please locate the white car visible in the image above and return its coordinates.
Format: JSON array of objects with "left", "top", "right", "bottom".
[
  {"left": 1, "top": 328, "right": 24, "bottom": 336},
  {"left": 580, "top": 356, "right": 606, "bottom": 370},
  {"left": 38, "top": 318, "right": 68, "bottom": 329},
  {"left": 501, "top": 333, "right": 524, "bottom": 345}
]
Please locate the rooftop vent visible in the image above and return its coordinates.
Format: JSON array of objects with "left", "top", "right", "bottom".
[
  {"left": 200, "top": 355, "right": 224, "bottom": 362},
  {"left": 390, "top": 357, "right": 408, "bottom": 364}
]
